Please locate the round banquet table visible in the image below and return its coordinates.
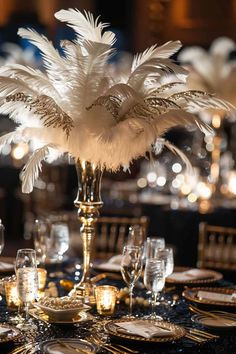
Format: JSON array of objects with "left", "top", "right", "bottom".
[{"left": 0, "top": 263, "right": 236, "bottom": 354}]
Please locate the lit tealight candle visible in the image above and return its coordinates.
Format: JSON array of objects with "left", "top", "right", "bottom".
[
  {"left": 37, "top": 268, "right": 47, "bottom": 291},
  {"left": 95, "top": 285, "right": 117, "bottom": 316},
  {"left": 5, "top": 278, "right": 20, "bottom": 309}
]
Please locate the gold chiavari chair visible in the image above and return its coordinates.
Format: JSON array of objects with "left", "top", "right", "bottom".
[
  {"left": 94, "top": 216, "right": 149, "bottom": 261},
  {"left": 198, "top": 222, "right": 236, "bottom": 271}
]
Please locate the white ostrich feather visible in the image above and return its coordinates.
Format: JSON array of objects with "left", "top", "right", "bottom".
[
  {"left": 20, "top": 144, "right": 58, "bottom": 193},
  {"left": 178, "top": 37, "right": 236, "bottom": 107},
  {"left": 0, "top": 9, "right": 234, "bottom": 193}
]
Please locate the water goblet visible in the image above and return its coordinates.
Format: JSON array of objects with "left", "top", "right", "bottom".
[
  {"left": 144, "top": 259, "right": 165, "bottom": 319},
  {"left": 121, "top": 245, "right": 142, "bottom": 317},
  {"left": 156, "top": 247, "right": 174, "bottom": 278},
  {"left": 15, "top": 248, "right": 38, "bottom": 330}
]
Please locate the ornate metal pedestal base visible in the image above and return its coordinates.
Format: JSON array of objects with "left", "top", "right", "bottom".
[{"left": 70, "top": 160, "right": 103, "bottom": 302}]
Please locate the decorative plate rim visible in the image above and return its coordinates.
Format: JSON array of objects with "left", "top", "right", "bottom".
[
  {"left": 104, "top": 318, "right": 186, "bottom": 343},
  {"left": 166, "top": 269, "right": 223, "bottom": 285},
  {"left": 191, "top": 313, "right": 236, "bottom": 329},
  {"left": 182, "top": 287, "right": 236, "bottom": 307},
  {"left": 41, "top": 338, "right": 98, "bottom": 353}
]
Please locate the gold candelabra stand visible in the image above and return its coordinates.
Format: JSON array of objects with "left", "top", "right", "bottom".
[{"left": 71, "top": 160, "right": 103, "bottom": 301}]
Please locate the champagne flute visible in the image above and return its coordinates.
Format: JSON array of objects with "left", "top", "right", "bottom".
[
  {"left": 121, "top": 245, "right": 142, "bottom": 317},
  {"left": 33, "top": 219, "right": 49, "bottom": 266},
  {"left": 144, "top": 259, "right": 165, "bottom": 319},
  {"left": 15, "top": 249, "right": 38, "bottom": 330},
  {"left": 49, "top": 223, "right": 69, "bottom": 262}
]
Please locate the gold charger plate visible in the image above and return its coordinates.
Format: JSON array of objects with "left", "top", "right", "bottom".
[
  {"left": 104, "top": 318, "right": 185, "bottom": 343},
  {"left": 183, "top": 287, "right": 236, "bottom": 307},
  {"left": 0, "top": 324, "right": 21, "bottom": 344},
  {"left": 29, "top": 308, "right": 93, "bottom": 324},
  {"left": 166, "top": 268, "right": 223, "bottom": 285}
]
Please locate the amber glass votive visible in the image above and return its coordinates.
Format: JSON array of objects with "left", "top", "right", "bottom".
[
  {"left": 95, "top": 285, "right": 118, "bottom": 316},
  {"left": 37, "top": 268, "right": 47, "bottom": 290},
  {"left": 5, "top": 278, "right": 20, "bottom": 309}
]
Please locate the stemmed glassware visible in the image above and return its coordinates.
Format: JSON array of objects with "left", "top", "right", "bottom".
[
  {"left": 15, "top": 248, "right": 38, "bottom": 330},
  {"left": 142, "top": 237, "right": 165, "bottom": 262},
  {"left": 143, "top": 259, "right": 165, "bottom": 319},
  {"left": 33, "top": 219, "right": 49, "bottom": 266},
  {"left": 127, "top": 225, "right": 145, "bottom": 247},
  {"left": 121, "top": 245, "right": 142, "bottom": 317},
  {"left": 49, "top": 223, "right": 70, "bottom": 262},
  {"left": 156, "top": 248, "right": 174, "bottom": 279}
]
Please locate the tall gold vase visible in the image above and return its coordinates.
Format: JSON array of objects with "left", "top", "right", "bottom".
[{"left": 73, "top": 160, "right": 103, "bottom": 299}]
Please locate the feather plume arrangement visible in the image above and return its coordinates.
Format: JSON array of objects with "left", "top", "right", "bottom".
[
  {"left": 0, "top": 9, "right": 234, "bottom": 193},
  {"left": 178, "top": 37, "right": 236, "bottom": 109}
]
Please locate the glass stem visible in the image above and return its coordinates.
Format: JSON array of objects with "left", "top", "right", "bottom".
[
  {"left": 25, "top": 302, "right": 29, "bottom": 321},
  {"left": 129, "top": 284, "right": 134, "bottom": 316},
  {"left": 151, "top": 292, "right": 159, "bottom": 318}
]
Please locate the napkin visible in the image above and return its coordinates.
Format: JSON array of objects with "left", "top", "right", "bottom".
[
  {"left": 115, "top": 320, "right": 173, "bottom": 339},
  {"left": 197, "top": 290, "right": 236, "bottom": 303},
  {"left": 167, "top": 268, "right": 215, "bottom": 282},
  {"left": 0, "top": 327, "right": 12, "bottom": 337}
]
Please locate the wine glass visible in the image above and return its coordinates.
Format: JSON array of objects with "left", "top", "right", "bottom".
[
  {"left": 15, "top": 249, "right": 38, "bottom": 330},
  {"left": 144, "top": 259, "right": 165, "bottom": 319},
  {"left": 121, "top": 245, "right": 142, "bottom": 317},
  {"left": 127, "top": 225, "right": 145, "bottom": 247},
  {"left": 144, "top": 237, "right": 165, "bottom": 260},
  {"left": 49, "top": 223, "right": 70, "bottom": 262},
  {"left": 156, "top": 248, "right": 174, "bottom": 278},
  {"left": 33, "top": 219, "right": 49, "bottom": 266}
]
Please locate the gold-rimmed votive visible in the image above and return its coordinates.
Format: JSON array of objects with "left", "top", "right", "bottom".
[
  {"left": 95, "top": 285, "right": 118, "bottom": 316},
  {"left": 37, "top": 268, "right": 47, "bottom": 290},
  {"left": 5, "top": 277, "right": 20, "bottom": 309}
]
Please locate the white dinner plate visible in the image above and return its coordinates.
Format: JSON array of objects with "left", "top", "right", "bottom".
[{"left": 41, "top": 338, "right": 98, "bottom": 353}]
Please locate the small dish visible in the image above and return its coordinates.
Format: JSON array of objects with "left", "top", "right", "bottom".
[
  {"left": 41, "top": 338, "right": 98, "bottom": 353},
  {"left": 29, "top": 307, "right": 92, "bottom": 324},
  {"left": 34, "top": 302, "right": 91, "bottom": 321}
]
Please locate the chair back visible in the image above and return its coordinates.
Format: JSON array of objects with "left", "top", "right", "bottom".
[
  {"left": 94, "top": 216, "right": 148, "bottom": 260},
  {"left": 198, "top": 222, "right": 236, "bottom": 270}
]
